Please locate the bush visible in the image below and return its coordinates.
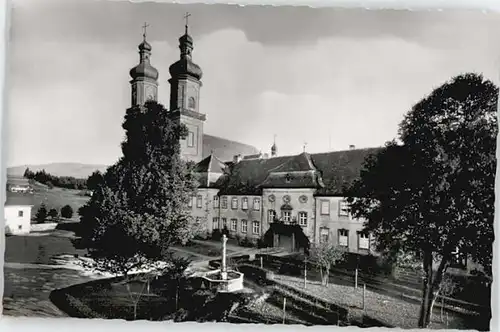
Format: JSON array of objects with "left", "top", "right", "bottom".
[
  {"left": 35, "top": 204, "right": 48, "bottom": 224},
  {"left": 48, "top": 208, "right": 59, "bottom": 220},
  {"left": 239, "top": 236, "right": 255, "bottom": 248},
  {"left": 61, "top": 205, "right": 74, "bottom": 219},
  {"left": 211, "top": 229, "right": 222, "bottom": 241}
]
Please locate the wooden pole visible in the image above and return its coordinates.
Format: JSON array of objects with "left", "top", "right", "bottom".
[
  {"left": 362, "top": 283, "right": 366, "bottom": 310},
  {"left": 355, "top": 268, "right": 358, "bottom": 289},
  {"left": 304, "top": 256, "right": 308, "bottom": 288},
  {"left": 283, "top": 297, "right": 287, "bottom": 323}
]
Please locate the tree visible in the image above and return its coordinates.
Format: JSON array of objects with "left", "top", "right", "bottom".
[
  {"left": 78, "top": 100, "right": 198, "bottom": 277},
  {"left": 35, "top": 204, "right": 48, "bottom": 224},
  {"left": 311, "top": 242, "right": 346, "bottom": 286},
  {"left": 346, "top": 73, "right": 497, "bottom": 328},
  {"left": 48, "top": 208, "right": 59, "bottom": 221},
  {"left": 61, "top": 205, "right": 74, "bottom": 219},
  {"left": 86, "top": 171, "right": 104, "bottom": 191},
  {"left": 23, "top": 167, "right": 34, "bottom": 179}
]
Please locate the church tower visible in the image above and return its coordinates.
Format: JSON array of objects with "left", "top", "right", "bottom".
[
  {"left": 129, "top": 24, "right": 159, "bottom": 107},
  {"left": 168, "top": 14, "right": 205, "bottom": 163}
]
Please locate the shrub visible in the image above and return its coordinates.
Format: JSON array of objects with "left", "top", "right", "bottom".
[
  {"left": 239, "top": 236, "right": 255, "bottom": 248},
  {"left": 35, "top": 204, "right": 48, "bottom": 224},
  {"left": 211, "top": 229, "right": 222, "bottom": 241},
  {"left": 48, "top": 208, "right": 59, "bottom": 220},
  {"left": 61, "top": 205, "right": 74, "bottom": 219}
]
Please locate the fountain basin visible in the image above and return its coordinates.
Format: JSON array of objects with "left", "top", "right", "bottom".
[{"left": 201, "top": 269, "right": 244, "bottom": 293}]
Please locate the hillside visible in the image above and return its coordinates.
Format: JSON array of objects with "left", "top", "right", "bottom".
[
  {"left": 30, "top": 181, "right": 90, "bottom": 220},
  {"left": 8, "top": 163, "right": 108, "bottom": 179}
]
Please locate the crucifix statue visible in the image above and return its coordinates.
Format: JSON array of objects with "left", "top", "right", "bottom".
[
  {"left": 184, "top": 12, "right": 191, "bottom": 33},
  {"left": 142, "top": 22, "right": 149, "bottom": 40}
]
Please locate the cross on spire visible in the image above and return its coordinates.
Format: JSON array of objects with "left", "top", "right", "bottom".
[
  {"left": 142, "top": 22, "right": 149, "bottom": 40},
  {"left": 303, "top": 141, "right": 308, "bottom": 153},
  {"left": 184, "top": 12, "right": 191, "bottom": 34}
]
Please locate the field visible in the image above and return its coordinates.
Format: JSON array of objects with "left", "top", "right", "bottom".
[{"left": 31, "top": 182, "right": 90, "bottom": 219}]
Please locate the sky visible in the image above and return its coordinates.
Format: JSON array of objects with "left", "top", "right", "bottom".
[{"left": 5, "top": 0, "right": 500, "bottom": 167}]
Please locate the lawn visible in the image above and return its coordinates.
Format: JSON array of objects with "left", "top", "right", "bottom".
[
  {"left": 272, "top": 274, "right": 487, "bottom": 330},
  {"left": 5, "top": 233, "right": 86, "bottom": 264},
  {"left": 31, "top": 182, "right": 89, "bottom": 220}
]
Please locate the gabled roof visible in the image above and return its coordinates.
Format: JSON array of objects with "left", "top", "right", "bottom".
[
  {"left": 194, "top": 154, "right": 227, "bottom": 174},
  {"left": 5, "top": 191, "right": 35, "bottom": 206},
  {"left": 202, "top": 134, "right": 259, "bottom": 163},
  {"left": 216, "top": 147, "right": 381, "bottom": 196}
]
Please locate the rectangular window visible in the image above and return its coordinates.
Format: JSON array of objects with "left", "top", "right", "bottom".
[
  {"left": 221, "top": 197, "right": 228, "bottom": 209},
  {"left": 231, "top": 197, "right": 238, "bottom": 210},
  {"left": 339, "top": 200, "right": 349, "bottom": 217},
  {"left": 18, "top": 210, "right": 23, "bottom": 217},
  {"left": 222, "top": 218, "right": 227, "bottom": 229},
  {"left": 268, "top": 210, "right": 276, "bottom": 222},
  {"left": 241, "top": 219, "right": 248, "bottom": 233},
  {"left": 320, "top": 200, "right": 330, "bottom": 215},
  {"left": 320, "top": 227, "right": 329, "bottom": 244},
  {"left": 231, "top": 219, "right": 238, "bottom": 231},
  {"left": 188, "top": 196, "right": 193, "bottom": 208},
  {"left": 212, "top": 217, "right": 219, "bottom": 230},
  {"left": 282, "top": 211, "right": 291, "bottom": 222},
  {"left": 213, "top": 196, "right": 220, "bottom": 208},
  {"left": 338, "top": 229, "right": 349, "bottom": 247},
  {"left": 187, "top": 131, "right": 195, "bottom": 147},
  {"left": 252, "top": 221, "right": 260, "bottom": 234},
  {"left": 196, "top": 195, "right": 203, "bottom": 208},
  {"left": 253, "top": 198, "right": 261, "bottom": 211},
  {"left": 298, "top": 212, "right": 307, "bottom": 226},
  {"left": 195, "top": 217, "right": 201, "bottom": 225},
  {"left": 242, "top": 197, "right": 249, "bottom": 210},
  {"left": 358, "top": 232, "right": 370, "bottom": 250},
  {"left": 451, "top": 247, "right": 467, "bottom": 269}
]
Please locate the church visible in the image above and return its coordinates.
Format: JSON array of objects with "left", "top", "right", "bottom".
[
  {"left": 125, "top": 19, "right": 479, "bottom": 276},
  {"left": 127, "top": 20, "right": 380, "bottom": 256}
]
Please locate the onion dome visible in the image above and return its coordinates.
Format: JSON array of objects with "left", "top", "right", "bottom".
[
  {"left": 129, "top": 35, "right": 158, "bottom": 81},
  {"left": 169, "top": 27, "right": 203, "bottom": 80}
]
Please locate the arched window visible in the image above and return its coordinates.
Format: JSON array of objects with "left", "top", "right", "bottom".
[{"left": 188, "top": 96, "right": 196, "bottom": 109}]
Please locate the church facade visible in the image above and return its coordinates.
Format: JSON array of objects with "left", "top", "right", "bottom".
[{"left": 128, "top": 23, "right": 379, "bottom": 256}]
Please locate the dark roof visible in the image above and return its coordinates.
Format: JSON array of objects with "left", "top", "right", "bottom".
[
  {"left": 312, "top": 148, "right": 381, "bottom": 196},
  {"left": 216, "top": 147, "right": 381, "bottom": 196},
  {"left": 194, "top": 154, "right": 228, "bottom": 188},
  {"left": 202, "top": 134, "right": 259, "bottom": 162},
  {"left": 5, "top": 191, "right": 35, "bottom": 206}
]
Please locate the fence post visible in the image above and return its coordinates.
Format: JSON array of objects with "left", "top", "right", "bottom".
[
  {"left": 282, "top": 297, "right": 287, "bottom": 324},
  {"left": 355, "top": 268, "right": 358, "bottom": 289},
  {"left": 362, "top": 283, "right": 366, "bottom": 311},
  {"left": 304, "top": 256, "right": 307, "bottom": 289},
  {"left": 260, "top": 256, "right": 263, "bottom": 269}
]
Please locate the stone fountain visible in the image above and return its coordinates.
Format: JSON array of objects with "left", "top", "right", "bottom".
[{"left": 201, "top": 235, "right": 244, "bottom": 292}]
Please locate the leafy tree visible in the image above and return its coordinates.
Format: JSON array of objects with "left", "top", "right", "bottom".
[
  {"left": 78, "top": 100, "right": 198, "bottom": 277},
  {"left": 48, "top": 208, "right": 59, "bottom": 220},
  {"left": 311, "top": 242, "right": 346, "bottom": 286},
  {"left": 60, "top": 205, "right": 74, "bottom": 219},
  {"left": 346, "top": 73, "right": 497, "bottom": 327},
  {"left": 23, "top": 167, "right": 34, "bottom": 179},
  {"left": 86, "top": 171, "right": 104, "bottom": 191},
  {"left": 35, "top": 204, "right": 48, "bottom": 224}
]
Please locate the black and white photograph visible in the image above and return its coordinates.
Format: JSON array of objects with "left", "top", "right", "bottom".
[{"left": 2, "top": 0, "right": 498, "bottom": 330}]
